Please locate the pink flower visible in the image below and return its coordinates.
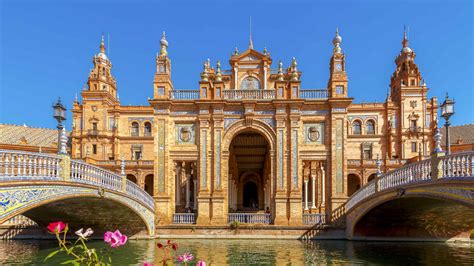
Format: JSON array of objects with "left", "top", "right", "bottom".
[
  {"left": 143, "top": 262, "right": 153, "bottom": 266},
  {"left": 177, "top": 252, "right": 194, "bottom": 263},
  {"left": 75, "top": 228, "right": 93, "bottom": 239},
  {"left": 104, "top": 229, "right": 127, "bottom": 248},
  {"left": 197, "top": 260, "right": 206, "bottom": 266},
  {"left": 47, "top": 221, "right": 67, "bottom": 234}
]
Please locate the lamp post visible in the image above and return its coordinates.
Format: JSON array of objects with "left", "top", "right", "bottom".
[
  {"left": 52, "top": 97, "right": 68, "bottom": 155},
  {"left": 440, "top": 93, "right": 455, "bottom": 155}
]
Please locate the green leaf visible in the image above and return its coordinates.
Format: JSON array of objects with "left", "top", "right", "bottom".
[
  {"left": 44, "top": 249, "right": 62, "bottom": 261},
  {"left": 60, "top": 259, "right": 81, "bottom": 265}
]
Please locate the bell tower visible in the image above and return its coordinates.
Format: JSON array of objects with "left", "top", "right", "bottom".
[
  {"left": 153, "top": 32, "right": 173, "bottom": 99},
  {"left": 328, "top": 28, "right": 348, "bottom": 98},
  {"left": 86, "top": 35, "right": 117, "bottom": 101}
]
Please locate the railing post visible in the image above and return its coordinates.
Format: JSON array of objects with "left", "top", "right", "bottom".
[
  {"left": 59, "top": 154, "right": 70, "bottom": 180},
  {"left": 430, "top": 151, "right": 445, "bottom": 180},
  {"left": 120, "top": 156, "right": 127, "bottom": 192}
]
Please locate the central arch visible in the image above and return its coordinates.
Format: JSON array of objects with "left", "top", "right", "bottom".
[{"left": 223, "top": 120, "right": 276, "bottom": 216}]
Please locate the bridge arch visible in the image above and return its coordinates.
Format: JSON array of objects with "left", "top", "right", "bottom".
[
  {"left": 346, "top": 181, "right": 474, "bottom": 240},
  {"left": 0, "top": 183, "right": 155, "bottom": 236}
]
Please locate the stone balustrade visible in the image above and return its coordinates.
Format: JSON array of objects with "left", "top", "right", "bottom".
[
  {"left": 0, "top": 150, "right": 155, "bottom": 210},
  {"left": 228, "top": 213, "right": 271, "bottom": 224},
  {"left": 299, "top": 89, "right": 329, "bottom": 99},
  {"left": 0, "top": 150, "right": 62, "bottom": 180},
  {"left": 302, "top": 213, "right": 326, "bottom": 225},
  {"left": 342, "top": 151, "right": 474, "bottom": 215},
  {"left": 172, "top": 213, "right": 196, "bottom": 224},
  {"left": 169, "top": 90, "right": 200, "bottom": 100},
  {"left": 222, "top": 89, "right": 275, "bottom": 100}
]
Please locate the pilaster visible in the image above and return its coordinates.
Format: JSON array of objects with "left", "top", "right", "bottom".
[{"left": 196, "top": 104, "right": 212, "bottom": 225}]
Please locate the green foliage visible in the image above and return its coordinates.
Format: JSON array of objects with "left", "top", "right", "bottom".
[{"left": 230, "top": 220, "right": 240, "bottom": 230}]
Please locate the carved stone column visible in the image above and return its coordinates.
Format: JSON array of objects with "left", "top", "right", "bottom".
[
  {"left": 311, "top": 174, "right": 316, "bottom": 209},
  {"left": 304, "top": 179, "right": 309, "bottom": 211},
  {"left": 273, "top": 104, "right": 288, "bottom": 225},
  {"left": 288, "top": 105, "right": 303, "bottom": 225},
  {"left": 211, "top": 106, "right": 226, "bottom": 225},
  {"left": 196, "top": 105, "right": 211, "bottom": 225},
  {"left": 185, "top": 174, "right": 191, "bottom": 209}
]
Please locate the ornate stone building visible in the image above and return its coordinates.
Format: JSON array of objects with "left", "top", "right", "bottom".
[{"left": 71, "top": 29, "right": 438, "bottom": 225}]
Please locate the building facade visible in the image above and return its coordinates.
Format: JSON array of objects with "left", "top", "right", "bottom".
[{"left": 71, "top": 30, "right": 438, "bottom": 225}]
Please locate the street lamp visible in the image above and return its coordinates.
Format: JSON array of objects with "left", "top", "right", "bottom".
[
  {"left": 440, "top": 93, "right": 455, "bottom": 155},
  {"left": 52, "top": 97, "right": 68, "bottom": 154}
]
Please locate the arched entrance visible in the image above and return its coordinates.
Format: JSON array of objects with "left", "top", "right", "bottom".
[
  {"left": 228, "top": 130, "right": 271, "bottom": 212},
  {"left": 347, "top": 174, "right": 361, "bottom": 197},
  {"left": 243, "top": 181, "right": 258, "bottom": 208},
  {"left": 144, "top": 174, "right": 154, "bottom": 196}
]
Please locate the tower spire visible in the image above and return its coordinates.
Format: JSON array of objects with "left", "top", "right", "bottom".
[
  {"left": 249, "top": 16, "right": 253, "bottom": 49},
  {"left": 160, "top": 31, "right": 169, "bottom": 56},
  {"left": 332, "top": 27, "right": 342, "bottom": 54},
  {"left": 100, "top": 33, "right": 105, "bottom": 54}
]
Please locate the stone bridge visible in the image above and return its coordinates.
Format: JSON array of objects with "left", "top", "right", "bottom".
[
  {"left": 331, "top": 151, "right": 474, "bottom": 240},
  {"left": 0, "top": 150, "right": 155, "bottom": 237}
]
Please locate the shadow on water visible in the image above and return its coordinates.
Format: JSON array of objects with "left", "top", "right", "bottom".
[{"left": 1, "top": 239, "right": 473, "bottom": 265}]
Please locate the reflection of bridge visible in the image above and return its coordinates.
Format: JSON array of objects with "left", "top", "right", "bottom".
[
  {"left": 331, "top": 151, "right": 474, "bottom": 240},
  {"left": 0, "top": 150, "right": 155, "bottom": 237}
]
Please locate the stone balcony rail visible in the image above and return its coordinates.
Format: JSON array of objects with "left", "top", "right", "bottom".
[
  {"left": 95, "top": 160, "right": 154, "bottom": 166},
  {"left": 172, "top": 213, "right": 196, "bottom": 224},
  {"left": 0, "top": 150, "right": 155, "bottom": 210},
  {"left": 302, "top": 213, "right": 326, "bottom": 225},
  {"left": 333, "top": 151, "right": 474, "bottom": 221},
  {"left": 222, "top": 89, "right": 276, "bottom": 100},
  {"left": 169, "top": 90, "right": 200, "bottom": 100},
  {"left": 298, "top": 89, "right": 329, "bottom": 99},
  {"left": 228, "top": 213, "right": 271, "bottom": 224},
  {"left": 166, "top": 88, "right": 329, "bottom": 100}
]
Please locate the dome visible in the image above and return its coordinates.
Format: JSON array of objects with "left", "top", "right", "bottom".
[
  {"left": 160, "top": 32, "right": 168, "bottom": 47},
  {"left": 332, "top": 34, "right": 342, "bottom": 45},
  {"left": 402, "top": 46, "right": 412, "bottom": 53},
  {"left": 97, "top": 52, "right": 108, "bottom": 60}
]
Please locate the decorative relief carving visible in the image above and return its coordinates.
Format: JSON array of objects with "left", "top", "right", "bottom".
[
  {"left": 332, "top": 108, "right": 347, "bottom": 113},
  {"left": 171, "top": 111, "right": 197, "bottom": 115},
  {"left": 128, "top": 117, "right": 154, "bottom": 123},
  {"left": 301, "top": 110, "right": 329, "bottom": 116},
  {"left": 258, "top": 118, "right": 275, "bottom": 128},
  {"left": 255, "top": 110, "right": 275, "bottom": 115},
  {"left": 224, "top": 118, "right": 240, "bottom": 129},
  {"left": 175, "top": 124, "right": 195, "bottom": 144},
  {"left": 224, "top": 110, "right": 243, "bottom": 115},
  {"left": 304, "top": 123, "right": 324, "bottom": 144}
]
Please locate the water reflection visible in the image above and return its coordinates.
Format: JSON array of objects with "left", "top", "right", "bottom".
[{"left": 1, "top": 239, "right": 473, "bottom": 265}]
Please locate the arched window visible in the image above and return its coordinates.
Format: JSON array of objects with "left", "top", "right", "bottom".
[
  {"left": 144, "top": 122, "right": 152, "bottom": 137},
  {"left": 240, "top": 76, "right": 261, "bottom": 90},
  {"left": 131, "top": 122, "right": 139, "bottom": 136},
  {"left": 347, "top": 174, "right": 361, "bottom": 197},
  {"left": 368, "top": 174, "right": 377, "bottom": 183},
  {"left": 366, "top": 120, "right": 375, "bottom": 135},
  {"left": 353, "top": 121, "right": 362, "bottom": 135}
]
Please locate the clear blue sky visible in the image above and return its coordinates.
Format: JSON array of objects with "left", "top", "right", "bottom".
[{"left": 1, "top": 0, "right": 472, "bottom": 130}]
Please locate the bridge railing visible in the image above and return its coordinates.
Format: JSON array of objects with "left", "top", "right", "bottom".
[
  {"left": 71, "top": 160, "right": 122, "bottom": 191},
  {"left": 342, "top": 151, "right": 474, "bottom": 216},
  {"left": 0, "top": 150, "right": 155, "bottom": 211},
  {"left": 0, "top": 150, "right": 62, "bottom": 180},
  {"left": 302, "top": 213, "right": 326, "bottom": 225}
]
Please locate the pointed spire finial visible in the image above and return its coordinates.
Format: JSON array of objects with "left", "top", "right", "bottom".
[
  {"left": 100, "top": 33, "right": 106, "bottom": 54},
  {"left": 332, "top": 27, "right": 342, "bottom": 54},
  {"left": 249, "top": 16, "right": 253, "bottom": 49},
  {"left": 215, "top": 60, "right": 222, "bottom": 82},
  {"left": 277, "top": 60, "right": 284, "bottom": 81},
  {"left": 233, "top": 46, "right": 239, "bottom": 56},
  {"left": 159, "top": 31, "right": 169, "bottom": 56},
  {"left": 263, "top": 46, "right": 267, "bottom": 55}
]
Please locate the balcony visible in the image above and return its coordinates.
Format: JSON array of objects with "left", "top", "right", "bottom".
[
  {"left": 87, "top": 129, "right": 99, "bottom": 136},
  {"left": 170, "top": 90, "right": 200, "bottom": 100},
  {"left": 228, "top": 213, "right": 271, "bottom": 224},
  {"left": 299, "top": 89, "right": 329, "bottom": 99},
  {"left": 223, "top": 89, "right": 275, "bottom": 100},
  {"left": 173, "top": 213, "right": 196, "bottom": 224},
  {"left": 302, "top": 214, "right": 326, "bottom": 225}
]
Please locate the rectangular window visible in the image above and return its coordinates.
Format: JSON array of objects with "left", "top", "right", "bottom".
[
  {"left": 410, "top": 120, "right": 417, "bottom": 131},
  {"left": 278, "top": 87, "right": 283, "bottom": 97},
  {"left": 336, "top": 85, "right": 344, "bottom": 94},
  {"left": 411, "top": 142, "right": 417, "bottom": 153},
  {"left": 216, "top": 87, "right": 221, "bottom": 98},
  {"left": 202, "top": 88, "right": 207, "bottom": 98},
  {"left": 92, "top": 144, "right": 97, "bottom": 155},
  {"left": 292, "top": 86, "right": 298, "bottom": 97},
  {"left": 410, "top": 79, "right": 415, "bottom": 86},
  {"left": 134, "top": 151, "right": 142, "bottom": 160},
  {"left": 108, "top": 117, "right": 115, "bottom": 131},
  {"left": 425, "top": 114, "right": 431, "bottom": 127},
  {"left": 363, "top": 147, "right": 372, "bottom": 159},
  {"left": 157, "top": 87, "right": 165, "bottom": 96}
]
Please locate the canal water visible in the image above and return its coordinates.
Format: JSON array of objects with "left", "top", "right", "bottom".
[{"left": 1, "top": 239, "right": 473, "bottom": 265}]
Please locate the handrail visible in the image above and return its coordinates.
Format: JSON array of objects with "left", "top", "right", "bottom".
[
  {"left": 299, "top": 89, "right": 329, "bottom": 99},
  {"left": 0, "top": 150, "right": 155, "bottom": 210},
  {"left": 169, "top": 90, "right": 200, "bottom": 100},
  {"left": 341, "top": 151, "right": 474, "bottom": 215}
]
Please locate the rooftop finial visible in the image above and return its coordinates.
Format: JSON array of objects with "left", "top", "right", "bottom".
[
  {"left": 277, "top": 60, "right": 284, "bottom": 81},
  {"left": 263, "top": 46, "right": 267, "bottom": 55},
  {"left": 215, "top": 60, "right": 222, "bottom": 82},
  {"left": 100, "top": 33, "right": 105, "bottom": 54},
  {"left": 401, "top": 25, "right": 412, "bottom": 53},
  {"left": 332, "top": 27, "right": 342, "bottom": 54},
  {"left": 160, "top": 31, "right": 169, "bottom": 56},
  {"left": 249, "top": 16, "right": 253, "bottom": 49},
  {"left": 233, "top": 46, "right": 239, "bottom": 56}
]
